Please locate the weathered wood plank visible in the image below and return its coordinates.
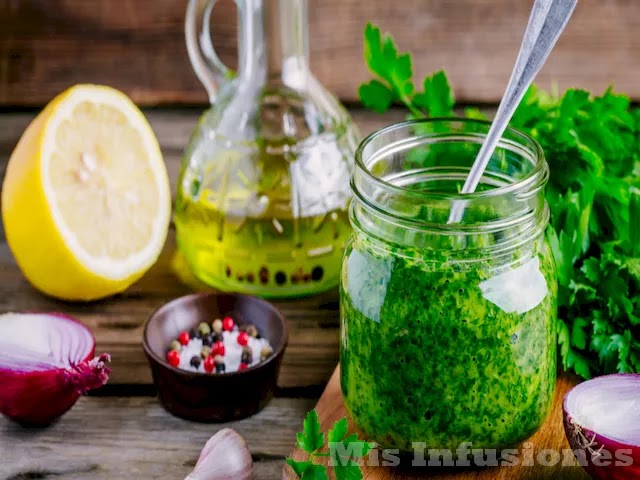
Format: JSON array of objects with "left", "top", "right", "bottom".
[
  {"left": 0, "top": 108, "right": 401, "bottom": 389},
  {"left": 284, "top": 369, "right": 589, "bottom": 480},
  {"left": 0, "top": 396, "right": 314, "bottom": 480},
  {"left": 2, "top": 1, "right": 640, "bottom": 105}
]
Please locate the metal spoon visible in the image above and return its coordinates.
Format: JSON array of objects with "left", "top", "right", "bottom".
[{"left": 448, "top": 0, "right": 578, "bottom": 223}]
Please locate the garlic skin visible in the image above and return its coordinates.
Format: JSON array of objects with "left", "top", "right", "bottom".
[{"left": 185, "top": 428, "right": 253, "bottom": 480}]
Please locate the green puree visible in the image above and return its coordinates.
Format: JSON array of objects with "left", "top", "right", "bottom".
[{"left": 340, "top": 234, "right": 557, "bottom": 453}]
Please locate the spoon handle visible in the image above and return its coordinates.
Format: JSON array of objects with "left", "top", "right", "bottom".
[{"left": 449, "top": 0, "right": 578, "bottom": 223}]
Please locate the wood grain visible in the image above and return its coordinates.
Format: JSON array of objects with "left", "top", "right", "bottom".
[
  {"left": 283, "top": 368, "right": 590, "bottom": 480},
  {"left": 0, "top": 395, "right": 315, "bottom": 480},
  {"left": 0, "top": 108, "right": 402, "bottom": 389},
  {"left": 2, "top": 1, "right": 640, "bottom": 105}
]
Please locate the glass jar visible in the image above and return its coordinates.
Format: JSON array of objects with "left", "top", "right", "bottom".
[
  {"left": 340, "top": 119, "right": 557, "bottom": 454},
  {"left": 176, "top": 0, "right": 359, "bottom": 298}
]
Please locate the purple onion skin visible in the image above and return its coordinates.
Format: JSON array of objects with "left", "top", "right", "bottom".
[
  {"left": 0, "top": 366, "right": 90, "bottom": 426},
  {"left": 0, "top": 313, "right": 110, "bottom": 426},
  {"left": 563, "top": 408, "right": 640, "bottom": 478}
]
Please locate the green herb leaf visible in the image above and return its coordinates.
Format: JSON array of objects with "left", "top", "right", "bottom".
[
  {"left": 328, "top": 417, "right": 349, "bottom": 445},
  {"left": 326, "top": 418, "right": 375, "bottom": 480},
  {"left": 301, "top": 464, "right": 330, "bottom": 480},
  {"left": 571, "top": 317, "right": 589, "bottom": 350},
  {"left": 296, "top": 410, "right": 325, "bottom": 454},
  {"left": 334, "top": 462, "right": 363, "bottom": 480},
  {"left": 359, "top": 80, "right": 393, "bottom": 113},
  {"left": 630, "top": 188, "right": 640, "bottom": 256},
  {"left": 287, "top": 459, "right": 313, "bottom": 477},
  {"left": 413, "top": 70, "right": 454, "bottom": 117}
]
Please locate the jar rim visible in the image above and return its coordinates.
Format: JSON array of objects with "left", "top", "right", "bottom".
[{"left": 354, "top": 117, "right": 547, "bottom": 201}]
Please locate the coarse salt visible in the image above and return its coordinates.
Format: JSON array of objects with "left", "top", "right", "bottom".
[{"left": 177, "top": 328, "right": 272, "bottom": 374}]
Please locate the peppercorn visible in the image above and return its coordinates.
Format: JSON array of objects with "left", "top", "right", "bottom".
[
  {"left": 178, "top": 331, "right": 190, "bottom": 346},
  {"left": 260, "top": 345, "right": 274, "bottom": 361},
  {"left": 311, "top": 266, "right": 324, "bottom": 281},
  {"left": 166, "top": 350, "right": 180, "bottom": 367},
  {"left": 214, "top": 354, "right": 225, "bottom": 373},
  {"left": 222, "top": 316, "right": 235, "bottom": 331},
  {"left": 168, "top": 340, "right": 182, "bottom": 352},
  {"left": 203, "top": 355, "right": 215, "bottom": 373},
  {"left": 212, "top": 319, "right": 223, "bottom": 334},
  {"left": 259, "top": 266, "right": 269, "bottom": 284},
  {"left": 241, "top": 346, "right": 252, "bottom": 364},
  {"left": 202, "top": 334, "right": 214, "bottom": 347},
  {"left": 190, "top": 356, "right": 201, "bottom": 369},
  {"left": 197, "top": 322, "right": 211, "bottom": 337},
  {"left": 212, "top": 333, "right": 223, "bottom": 343},
  {"left": 189, "top": 328, "right": 198, "bottom": 339},
  {"left": 246, "top": 325, "right": 258, "bottom": 338},
  {"left": 237, "top": 331, "right": 249, "bottom": 346},
  {"left": 201, "top": 346, "right": 212, "bottom": 359},
  {"left": 212, "top": 341, "right": 225, "bottom": 357},
  {"left": 239, "top": 362, "right": 249, "bottom": 371}
]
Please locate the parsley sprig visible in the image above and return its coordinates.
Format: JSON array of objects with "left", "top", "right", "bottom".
[
  {"left": 359, "top": 23, "right": 640, "bottom": 379},
  {"left": 286, "top": 410, "right": 375, "bottom": 480}
]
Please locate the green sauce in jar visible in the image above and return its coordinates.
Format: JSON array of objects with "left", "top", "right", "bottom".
[{"left": 340, "top": 119, "right": 557, "bottom": 453}]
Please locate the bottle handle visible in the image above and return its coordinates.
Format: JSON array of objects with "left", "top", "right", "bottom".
[{"left": 185, "top": 0, "right": 233, "bottom": 103}]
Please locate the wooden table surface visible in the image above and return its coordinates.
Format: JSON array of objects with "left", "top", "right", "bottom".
[{"left": 0, "top": 108, "right": 403, "bottom": 480}]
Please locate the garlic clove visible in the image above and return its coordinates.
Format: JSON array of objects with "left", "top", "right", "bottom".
[{"left": 186, "top": 428, "right": 253, "bottom": 480}]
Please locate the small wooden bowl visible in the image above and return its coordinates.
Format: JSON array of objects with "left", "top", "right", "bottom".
[{"left": 143, "top": 292, "right": 288, "bottom": 422}]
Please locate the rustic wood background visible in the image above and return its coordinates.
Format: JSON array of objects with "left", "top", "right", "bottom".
[{"left": 1, "top": 0, "right": 639, "bottom": 107}]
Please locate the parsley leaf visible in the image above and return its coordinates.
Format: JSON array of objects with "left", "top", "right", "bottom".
[
  {"left": 328, "top": 419, "right": 376, "bottom": 480},
  {"left": 296, "top": 410, "right": 324, "bottom": 453},
  {"left": 287, "top": 411, "right": 373, "bottom": 480},
  {"left": 302, "top": 465, "right": 330, "bottom": 480},
  {"left": 286, "top": 459, "right": 314, "bottom": 477},
  {"left": 413, "top": 71, "right": 454, "bottom": 117},
  {"left": 358, "top": 80, "right": 393, "bottom": 113}
]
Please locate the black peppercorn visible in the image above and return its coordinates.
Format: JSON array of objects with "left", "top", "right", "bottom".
[
  {"left": 210, "top": 333, "right": 223, "bottom": 343},
  {"left": 241, "top": 346, "right": 252, "bottom": 364},
  {"left": 202, "top": 335, "right": 214, "bottom": 347},
  {"left": 311, "top": 266, "right": 324, "bottom": 281},
  {"left": 213, "top": 354, "right": 225, "bottom": 374},
  {"left": 275, "top": 271, "right": 287, "bottom": 285},
  {"left": 190, "top": 356, "right": 201, "bottom": 369}
]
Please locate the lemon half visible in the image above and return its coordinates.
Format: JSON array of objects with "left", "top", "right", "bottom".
[{"left": 2, "top": 85, "right": 171, "bottom": 301}]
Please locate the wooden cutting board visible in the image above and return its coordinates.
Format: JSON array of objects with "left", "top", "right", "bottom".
[{"left": 283, "top": 367, "right": 589, "bottom": 480}]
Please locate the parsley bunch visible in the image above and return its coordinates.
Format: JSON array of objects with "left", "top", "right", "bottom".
[
  {"left": 286, "top": 410, "right": 375, "bottom": 480},
  {"left": 359, "top": 23, "right": 640, "bottom": 379}
]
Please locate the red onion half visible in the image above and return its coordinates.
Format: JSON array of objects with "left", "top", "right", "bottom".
[
  {"left": 0, "top": 312, "right": 110, "bottom": 425},
  {"left": 563, "top": 374, "right": 640, "bottom": 479}
]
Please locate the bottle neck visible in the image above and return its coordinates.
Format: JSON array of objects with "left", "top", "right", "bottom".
[{"left": 238, "top": 0, "right": 309, "bottom": 84}]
